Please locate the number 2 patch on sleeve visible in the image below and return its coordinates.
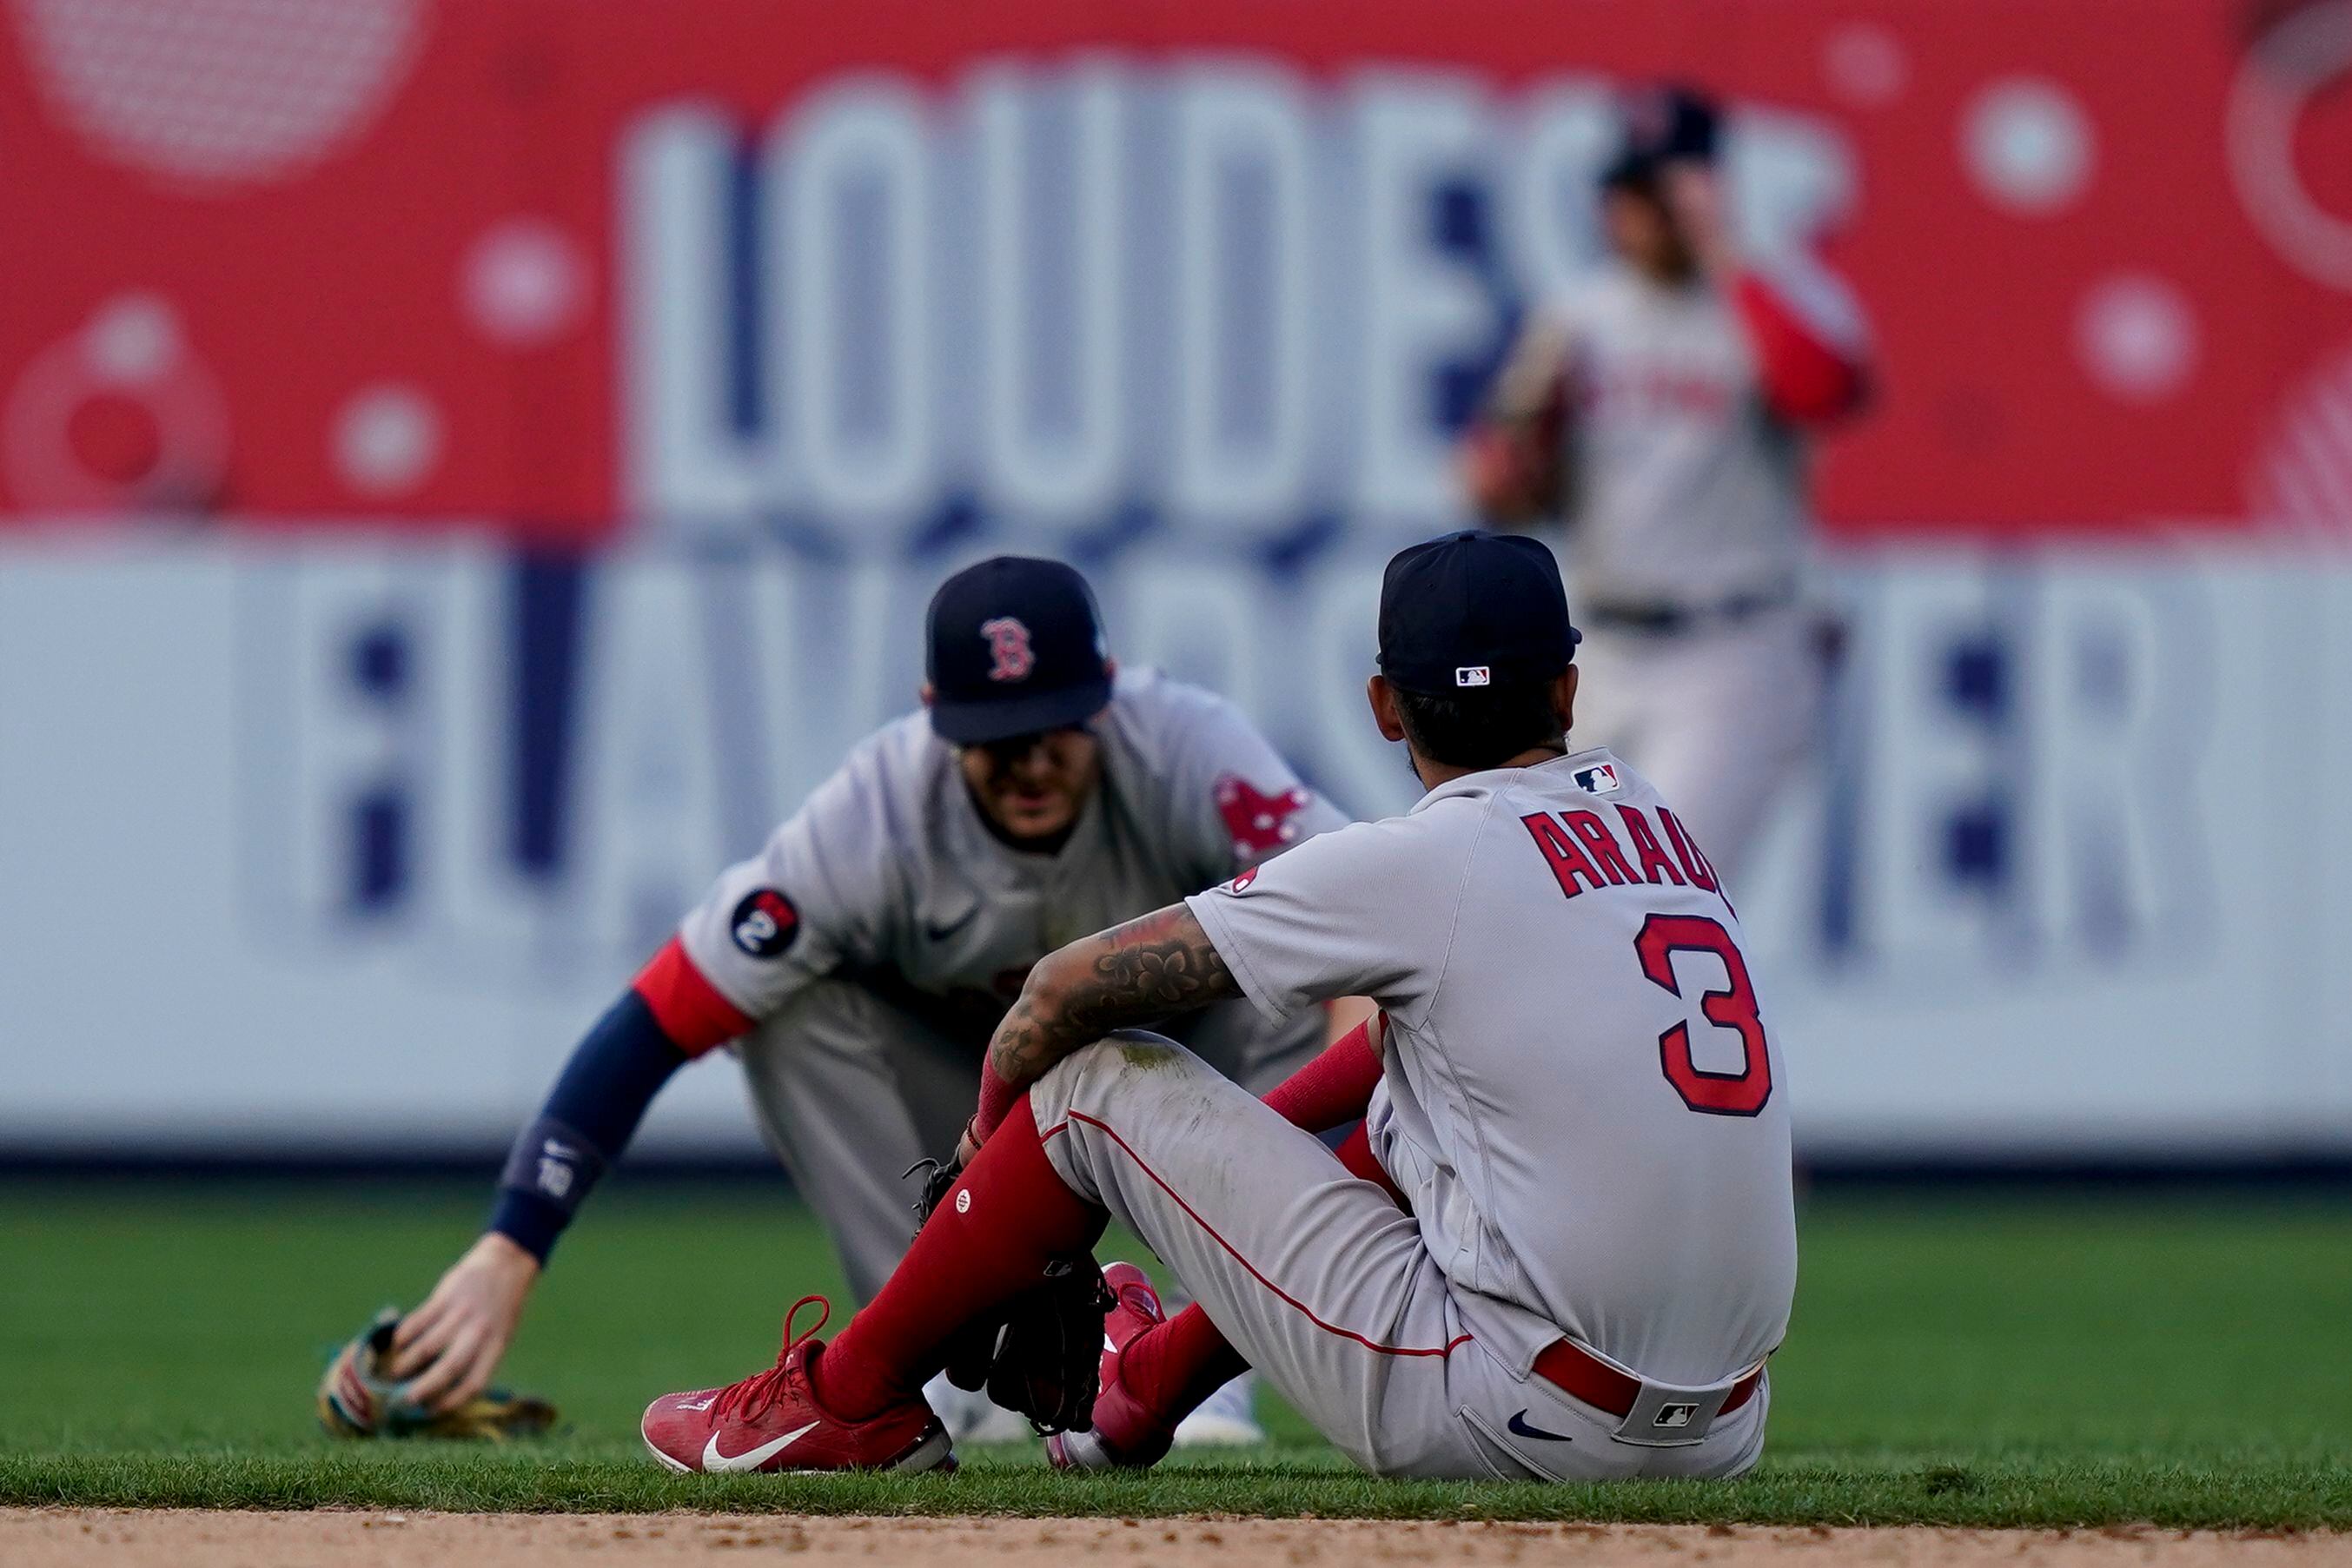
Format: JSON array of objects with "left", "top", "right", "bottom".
[{"left": 729, "top": 889, "right": 801, "bottom": 958}]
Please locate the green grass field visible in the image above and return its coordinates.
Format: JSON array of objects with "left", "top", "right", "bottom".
[{"left": 2, "top": 1177, "right": 2348, "bottom": 1527}]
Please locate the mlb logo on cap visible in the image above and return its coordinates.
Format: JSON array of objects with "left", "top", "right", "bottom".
[{"left": 1378, "top": 532, "right": 1579, "bottom": 697}]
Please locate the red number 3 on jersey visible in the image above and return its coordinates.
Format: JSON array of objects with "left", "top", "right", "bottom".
[{"left": 1633, "top": 913, "right": 1773, "bottom": 1117}]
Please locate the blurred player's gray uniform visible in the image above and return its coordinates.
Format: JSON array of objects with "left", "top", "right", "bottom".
[
  {"left": 1492, "top": 250, "right": 1867, "bottom": 879},
  {"left": 673, "top": 667, "right": 1345, "bottom": 1300},
  {"left": 1029, "top": 749, "right": 1793, "bottom": 1479}
]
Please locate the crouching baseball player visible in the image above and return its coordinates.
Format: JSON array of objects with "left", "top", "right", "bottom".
[
  {"left": 361, "top": 556, "right": 1354, "bottom": 1446},
  {"left": 640, "top": 532, "right": 1797, "bottom": 1479}
]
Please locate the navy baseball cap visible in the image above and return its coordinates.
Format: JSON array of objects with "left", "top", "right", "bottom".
[
  {"left": 925, "top": 556, "right": 1113, "bottom": 744},
  {"left": 1378, "top": 531, "right": 1580, "bottom": 697},
  {"left": 1601, "top": 83, "right": 1719, "bottom": 189}
]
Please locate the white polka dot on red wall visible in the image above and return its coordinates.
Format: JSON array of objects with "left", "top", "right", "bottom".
[
  {"left": 1821, "top": 23, "right": 1909, "bottom": 109},
  {"left": 1960, "top": 77, "right": 2096, "bottom": 215},
  {"left": 462, "top": 218, "right": 590, "bottom": 348},
  {"left": 81, "top": 294, "right": 182, "bottom": 384},
  {"left": 2075, "top": 275, "right": 2198, "bottom": 403},
  {"left": 17, "top": 0, "right": 429, "bottom": 189},
  {"left": 334, "top": 385, "right": 442, "bottom": 499}
]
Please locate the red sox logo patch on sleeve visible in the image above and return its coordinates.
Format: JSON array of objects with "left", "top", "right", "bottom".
[
  {"left": 729, "top": 889, "right": 800, "bottom": 957},
  {"left": 979, "top": 617, "right": 1035, "bottom": 683},
  {"left": 1216, "top": 774, "right": 1311, "bottom": 857}
]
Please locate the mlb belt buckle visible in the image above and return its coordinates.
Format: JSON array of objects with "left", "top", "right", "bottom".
[{"left": 1611, "top": 1376, "right": 1739, "bottom": 1448}]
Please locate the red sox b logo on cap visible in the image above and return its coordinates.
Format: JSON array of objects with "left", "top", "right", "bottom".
[{"left": 979, "top": 617, "right": 1035, "bottom": 683}]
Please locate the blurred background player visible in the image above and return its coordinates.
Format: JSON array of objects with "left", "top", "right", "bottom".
[
  {"left": 1461, "top": 84, "right": 1872, "bottom": 881},
  {"left": 384, "top": 556, "right": 1357, "bottom": 1446}
]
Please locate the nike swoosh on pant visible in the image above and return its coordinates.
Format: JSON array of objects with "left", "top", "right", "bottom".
[
  {"left": 924, "top": 910, "right": 978, "bottom": 942},
  {"left": 1507, "top": 1410, "right": 1574, "bottom": 1443},
  {"left": 701, "top": 1419, "right": 822, "bottom": 1472}
]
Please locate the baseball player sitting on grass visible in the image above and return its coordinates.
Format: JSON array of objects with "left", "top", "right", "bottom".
[
  {"left": 641, "top": 532, "right": 1798, "bottom": 1479},
  {"left": 345, "top": 557, "right": 1357, "bottom": 1447}
]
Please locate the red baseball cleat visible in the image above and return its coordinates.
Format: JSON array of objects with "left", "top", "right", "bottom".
[
  {"left": 641, "top": 1296, "right": 952, "bottom": 1474},
  {"left": 1045, "top": 1260, "right": 1175, "bottom": 1471}
]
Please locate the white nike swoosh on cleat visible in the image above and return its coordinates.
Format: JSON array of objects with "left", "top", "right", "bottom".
[{"left": 700, "top": 1419, "right": 821, "bottom": 1472}]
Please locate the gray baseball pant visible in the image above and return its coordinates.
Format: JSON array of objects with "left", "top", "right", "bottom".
[{"left": 1026, "top": 1032, "right": 1771, "bottom": 1481}]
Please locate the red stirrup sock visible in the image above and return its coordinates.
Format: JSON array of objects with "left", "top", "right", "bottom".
[
  {"left": 1335, "top": 1121, "right": 1408, "bottom": 1209},
  {"left": 813, "top": 1095, "right": 1105, "bottom": 1420},
  {"left": 1260, "top": 1018, "right": 1382, "bottom": 1134},
  {"left": 1116, "top": 1302, "right": 1249, "bottom": 1426}
]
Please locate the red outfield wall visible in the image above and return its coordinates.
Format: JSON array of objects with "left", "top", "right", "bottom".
[{"left": 3, "top": 0, "right": 2350, "bottom": 542}]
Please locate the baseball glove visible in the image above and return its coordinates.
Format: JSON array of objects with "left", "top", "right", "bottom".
[
  {"left": 316, "top": 1307, "right": 559, "bottom": 1441},
  {"left": 909, "top": 1158, "right": 1116, "bottom": 1435}
]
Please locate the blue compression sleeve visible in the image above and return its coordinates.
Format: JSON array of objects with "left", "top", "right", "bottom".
[{"left": 487, "top": 991, "right": 689, "bottom": 1264}]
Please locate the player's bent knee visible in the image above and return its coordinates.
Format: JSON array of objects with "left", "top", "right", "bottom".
[
  {"left": 1029, "top": 1030, "right": 1220, "bottom": 1147},
  {"left": 1041, "top": 1027, "right": 1184, "bottom": 1083}
]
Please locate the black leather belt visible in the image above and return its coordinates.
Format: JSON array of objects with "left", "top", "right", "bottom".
[{"left": 1583, "top": 591, "right": 1794, "bottom": 638}]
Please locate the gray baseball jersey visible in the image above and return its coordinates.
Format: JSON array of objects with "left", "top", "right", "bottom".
[
  {"left": 669, "top": 667, "right": 1347, "bottom": 1048},
  {"left": 1496, "top": 255, "right": 1861, "bottom": 605},
  {"left": 1186, "top": 747, "right": 1795, "bottom": 1388}
]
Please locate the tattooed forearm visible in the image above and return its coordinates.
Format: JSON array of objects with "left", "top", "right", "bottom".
[{"left": 985, "top": 903, "right": 1239, "bottom": 1088}]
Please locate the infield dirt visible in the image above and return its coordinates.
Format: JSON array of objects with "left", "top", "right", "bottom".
[{"left": 5, "top": 1510, "right": 2346, "bottom": 1567}]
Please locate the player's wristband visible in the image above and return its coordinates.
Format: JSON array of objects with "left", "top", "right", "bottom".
[
  {"left": 487, "top": 1188, "right": 568, "bottom": 1266},
  {"left": 484, "top": 989, "right": 690, "bottom": 1265},
  {"left": 492, "top": 1115, "right": 611, "bottom": 1263},
  {"left": 973, "top": 1059, "right": 1017, "bottom": 1144}
]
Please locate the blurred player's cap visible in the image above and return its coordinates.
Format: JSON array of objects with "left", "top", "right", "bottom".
[
  {"left": 1378, "top": 531, "right": 1580, "bottom": 696},
  {"left": 1601, "top": 83, "right": 1719, "bottom": 189},
  {"left": 925, "top": 555, "right": 1113, "bottom": 744}
]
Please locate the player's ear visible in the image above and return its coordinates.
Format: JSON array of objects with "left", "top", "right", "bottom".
[
  {"left": 1554, "top": 666, "right": 1579, "bottom": 735},
  {"left": 1367, "top": 675, "right": 1408, "bottom": 743},
  {"left": 918, "top": 683, "right": 936, "bottom": 709},
  {"left": 1102, "top": 657, "right": 1118, "bottom": 681}
]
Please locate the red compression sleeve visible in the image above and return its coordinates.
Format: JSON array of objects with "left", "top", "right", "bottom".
[
  {"left": 972, "top": 1056, "right": 1019, "bottom": 1142},
  {"left": 1260, "top": 1018, "right": 1383, "bottom": 1134},
  {"left": 1731, "top": 271, "right": 1868, "bottom": 426}
]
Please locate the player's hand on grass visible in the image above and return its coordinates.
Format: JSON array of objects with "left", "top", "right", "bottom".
[{"left": 390, "top": 1231, "right": 541, "bottom": 1413}]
